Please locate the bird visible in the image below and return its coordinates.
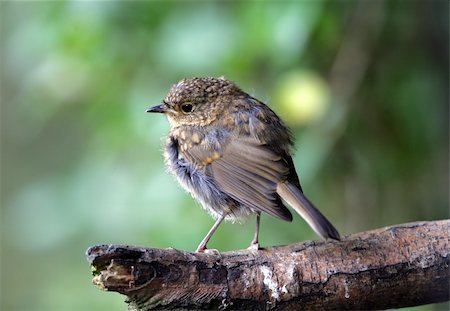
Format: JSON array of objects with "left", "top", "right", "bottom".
[{"left": 146, "top": 77, "right": 340, "bottom": 252}]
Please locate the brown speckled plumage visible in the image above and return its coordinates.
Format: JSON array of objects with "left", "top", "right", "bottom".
[{"left": 147, "top": 77, "right": 340, "bottom": 252}]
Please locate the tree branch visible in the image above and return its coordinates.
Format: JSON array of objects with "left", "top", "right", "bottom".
[{"left": 86, "top": 220, "right": 449, "bottom": 310}]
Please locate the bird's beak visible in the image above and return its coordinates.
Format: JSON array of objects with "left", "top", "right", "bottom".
[{"left": 146, "top": 103, "right": 168, "bottom": 113}]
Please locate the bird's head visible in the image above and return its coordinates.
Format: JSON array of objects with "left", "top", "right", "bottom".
[{"left": 146, "top": 77, "right": 244, "bottom": 126}]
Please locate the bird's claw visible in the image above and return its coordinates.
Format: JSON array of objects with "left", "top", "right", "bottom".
[
  {"left": 196, "top": 247, "right": 220, "bottom": 255},
  {"left": 247, "top": 242, "right": 260, "bottom": 251}
]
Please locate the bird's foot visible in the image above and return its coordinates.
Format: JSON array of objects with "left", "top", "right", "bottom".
[
  {"left": 204, "top": 248, "right": 220, "bottom": 255},
  {"left": 196, "top": 247, "right": 220, "bottom": 255},
  {"left": 247, "top": 241, "right": 260, "bottom": 251}
]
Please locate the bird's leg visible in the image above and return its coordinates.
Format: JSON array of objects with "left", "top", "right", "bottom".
[
  {"left": 196, "top": 213, "right": 226, "bottom": 253},
  {"left": 248, "top": 212, "right": 261, "bottom": 250}
]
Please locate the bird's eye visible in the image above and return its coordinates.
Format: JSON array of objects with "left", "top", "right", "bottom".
[{"left": 181, "top": 103, "right": 193, "bottom": 113}]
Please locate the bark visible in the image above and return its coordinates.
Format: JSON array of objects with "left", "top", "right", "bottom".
[{"left": 86, "top": 220, "right": 449, "bottom": 310}]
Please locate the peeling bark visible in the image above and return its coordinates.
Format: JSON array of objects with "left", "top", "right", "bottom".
[{"left": 87, "top": 220, "right": 450, "bottom": 310}]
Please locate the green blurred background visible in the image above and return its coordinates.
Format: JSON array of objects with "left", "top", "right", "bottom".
[{"left": 1, "top": 1, "right": 448, "bottom": 310}]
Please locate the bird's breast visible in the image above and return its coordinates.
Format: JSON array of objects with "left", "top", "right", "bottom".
[
  {"left": 170, "top": 126, "right": 204, "bottom": 153},
  {"left": 169, "top": 125, "right": 229, "bottom": 168}
]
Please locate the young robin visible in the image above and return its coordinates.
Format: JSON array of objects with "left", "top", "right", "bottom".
[{"left": 147, "top": 77, "right": 340, "bottom": 252}]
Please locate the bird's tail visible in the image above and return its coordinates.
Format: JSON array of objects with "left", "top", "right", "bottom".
[{"left": 277, "top": 182, "right": 340, "bottom": 240}]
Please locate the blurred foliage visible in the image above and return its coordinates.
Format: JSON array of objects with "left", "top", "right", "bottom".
[{"left": 1, "top": 1, "right": 448, "bottom": 310}]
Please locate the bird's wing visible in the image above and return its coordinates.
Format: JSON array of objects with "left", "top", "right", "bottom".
[{"left": 184, "top": 136, "right": 293, "bottom": 221}]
